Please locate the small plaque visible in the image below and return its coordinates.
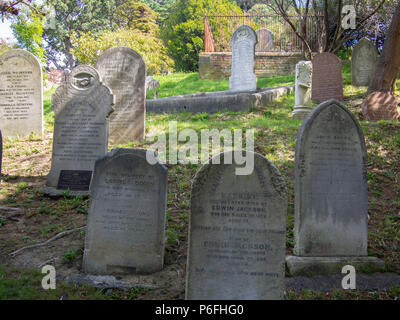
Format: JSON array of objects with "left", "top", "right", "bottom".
[{"left": 57, "top": 170, "right": 92, "bottom": 191}]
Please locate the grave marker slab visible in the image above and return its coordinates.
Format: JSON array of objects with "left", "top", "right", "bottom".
[
  {"left": 229, "top": 25, "right": 258, "bottom": 92},
  {"left": 95, "top": 47, "right": 146, "bottom": 144},
  {"left": 291, "top": 61, "right": 313, "bottom": 119},
  {"left": 186, "top": 151, "right": 287, "bottom": 300},
  {"left": 255, "top": 28, "right": 274, "bottom": 52},
  {"left": 46, "top": 65, "right": 113, "bottom": 194},
  {"left": 311, "top": 53, "right": 343, "bottom": 103},
  {"left": 83, "top": 148, "right": 168, "bottom": 274},
  {"left": 287, "top": 99, "right": 384, "bottom": 275},
  {"left": 352, "top": 38, "right": 378, "bottom": 87},
  {"left": 0, "top": 49, "right": 43, "bottom": 138}
]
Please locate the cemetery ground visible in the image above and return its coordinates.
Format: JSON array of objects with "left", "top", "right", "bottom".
[{"left": 0, "top": 65, "right": 399, "bottom": 300}]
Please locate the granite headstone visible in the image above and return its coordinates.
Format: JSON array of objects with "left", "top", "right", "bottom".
[
  {"left": 46, "top": 65, "right": 114, "bottom": 193},
  {"left": 186, "top": 151, "right": 288, "bottom": 300},
  {"left": 83, "top": 148, "right": 168, "bottom": 274},
  {"left": 352, "top": 38, "right": 378, "bottom": 87},
  {"left": 229, "top": 25, "right": 258, "bottom": 92},
  {"left": 255, "top": 28, "right": 274, "bottom": 52},
  {"left": 311, "top": 53, "right": 343, "bottom": 103},
  {"left": 0, "top": 49, "right": 43, "bottom": 138},
  {"left": 95, "top": 47, "right": 146, "bottom": 144}
]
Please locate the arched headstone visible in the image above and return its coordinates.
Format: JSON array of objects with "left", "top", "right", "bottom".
[
  {"left": 0, "top": 49, "right": 43, "bottom": 138},
  {"left": 46, "top": 65, "right": 114, "bottom": 194},
  {"left": 229, "top": 25, "right": 258, "bottom": 92},
  {"left": 96, "top": 47, "right": 146, "bottom": 144},
  {"left": 287, "top": 99, "right": 384, "bottom": 275},
  {"left": 352, "top": 38, "right": 378, "bottom": 87},
  {"left": 255, "top": 28, "right": 274, "bottom": 51},
  {"left": 83, "top": 148, "right": 168, "bottom": 274},
  {"left": 186, "top": 151, "right": 287, "bottom": 300}
]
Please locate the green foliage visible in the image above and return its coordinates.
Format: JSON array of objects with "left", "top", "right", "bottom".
[
  {"left": 71, "top": 28, "right": 174, "bottom": 75},
  {"left": 141, "top": 0, "right": 175, "bottom": 22},
  {"left": 160, "top": 0, "right": 242, "bottom": 71},
  {"left": 10, "top": 12, "right": 45, "bottom": 62}
]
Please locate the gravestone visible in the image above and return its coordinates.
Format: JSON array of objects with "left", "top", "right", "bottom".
[
  {"left": 83, "top": 148, "right": 168, "bottom": 274},
  {"left": 286, "top": 99, "right": 384, "bottom": 275},
  {"left": 291, "top": 61, "right": 313, "bottom": 119},
  {"left": 229, "top": 25, "right": 258, "bottom": 92},
  {"left": 95, "top": 47, "right": 146, "bottom": 144},
  {"left": 186, "top": 151, "right": 288, "bottom": 300},
  {"left": 46, "top": 65, "right": 114, "bottom": 194},
  {"left": 311, "top": 53, "right": 343, "bottom": 103},
  {"left": 362, "top": 91, "right": 400, "bottom": 121},
  {"left": 255, "top": 28, "right": 274, "bottom": 52},
  {"left": 0, "top": 49, "right": 43, "bottom": 138},
  {"left": 352, "top": 38, "right": 378, "bottom": 87}
]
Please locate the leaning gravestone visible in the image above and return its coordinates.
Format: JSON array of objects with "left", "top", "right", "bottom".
[
  {"left": 186, "top": 151, "right": 288, "bottom": 300},
  {"left": 352, "top": 38, "right": 378, "bottom": 87},
  {"left": 83, "top": 148, "right": 168, "bottom": 274},
  {"left": 311, "top": 53, "right": 343, "bottom": 103},
  {"left": 255, "top": 28, "right": 274, "bottom": 52},
  {"left": 291, "top": 61, "right": 313, "bottom": 119},
  {"left": 286, "top": 99, "right": 384, "bottom": 275},
  {"left": 229, "top": 25, "right": 258, "bottom": 92},
  {"left": 0, "top": 49, "right": 43, "bottom": 138},
  {"left": 95, "top": 47, "right": 146, "bottom": 144},
  {"left": 46, "top": 65, "right": 114, "bottom": 194}
]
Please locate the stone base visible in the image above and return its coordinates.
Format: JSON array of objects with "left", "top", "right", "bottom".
[
  {"left": 40, "top": 187, "right": 90, "bottom": 198},
  {"left": 286, "top": 255, "right": 385, "bottom": 276},
  {"left": 291, "top": 106, "right": 313, "bottom": 119}
]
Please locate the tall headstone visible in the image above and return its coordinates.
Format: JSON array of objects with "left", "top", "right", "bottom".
[
  {"left": 186, "top": 151, "right": 288, "bottom": 300},
  {"left": 286, "top": 99, "right": 384, "bottom": 275},
  {"left": 255, "top": 28, "right": 274, "bottom": 52},
  {"left": 0, "top": 49, "right": 43, "bottom": 138},
  {"left": 46, "top": 65, "right": 114, "bottom": 194},
  {"left": 95, "top": 47, "right": 146, "bottom": 144},
  {"left": 229, "top": 25, "right": 258, "bottom": 92},
  {"left": 311, "top": 53, "right": 343, "bottom": 103},
  {"left": 83, "top": 148, "right": 168, "bottom": 274},
  {"left": 352, "top": 38, "right": 378, "bottom": 87},
  {"left": 291, "top": 61, "right": 313, "bottom": 119}
]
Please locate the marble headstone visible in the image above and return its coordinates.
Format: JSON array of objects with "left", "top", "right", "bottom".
[
  {"left": 229, "top": 25, "right": 258, "bottom": 92},
  {"left": 95, "top": 47, "right": 146, "bottom": 144},
  {"left": 362, "top": 91, "right": 400, "bottom": 121},
  {"left": 352, "top": 38, "right": 378, "bottom": 87},
  {"left": 311, "top": 53, "right": 343, "bottom": 103},
  {"left": 291, "top": 61, "right": 313, "bottom": 119},
  {"left": 255, "top": 28, "right": 274, "bottom": 52},
  {"left": 0, "top": 49, "right": 43, "bottom": 138},
  {"left": 46, "top": 65, "right": 114, "bottom": 193},
  {"left": 287, "top": 99, "right": 384, "bottom": 275},
  {"left": 186, "top": 151, "right": 288, "bottom": 300},
  {"left": 83, "top": 148, "right": 168, "bottom": 274}
]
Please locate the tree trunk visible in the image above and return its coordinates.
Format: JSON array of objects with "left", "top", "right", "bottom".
[{"left": 368, "top": 3, "right": 400, "bottom": 95}]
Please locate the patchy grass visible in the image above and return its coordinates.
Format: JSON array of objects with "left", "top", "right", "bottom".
[{"left": 0, "top": 68, "right": 399, "bottom": 300}]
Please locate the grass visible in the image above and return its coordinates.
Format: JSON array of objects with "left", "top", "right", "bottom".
[{"left": 0, "top": 66, "right": 399, "bottom": 300}]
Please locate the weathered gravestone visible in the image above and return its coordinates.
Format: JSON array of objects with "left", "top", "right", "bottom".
[
  {"left": 0, "top": 49, "right": 43, "bottom": 138},
  {"left": 291, "top": 61, "right": 313, "bottom": 119},
  {"left": 83, "top": 148, "right": 168, "bottom": 274},
  {"left": 286, "top": 99, "right": 384, "bottom": 275},
  {"left": 186, "top": 151, "right": 288, "bottom": 300},
  {"left": 311, "top": 53, "right": 343, "bottom": 103},
  {"left": 95, "top": 47, "right": 146, "bottom": 144},
  {"left": 46, "top": 65, "right": 114, "bottom": 194},
  {"left": 362, "top": 91, "right": 400, "bottom": 121},
  {"left": 255, "top": 28, "right": 274, "bottom": 52},
  {"left": 352, "top": 38, "right": 378, "bottom": 87},
  {"left": 229, "top": 25, "right": 258, "bottom": 92}
]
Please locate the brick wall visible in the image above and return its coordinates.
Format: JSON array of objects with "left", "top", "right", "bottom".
[{"left": 199, "top": 52, "right": 304, "bottom": 80}]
